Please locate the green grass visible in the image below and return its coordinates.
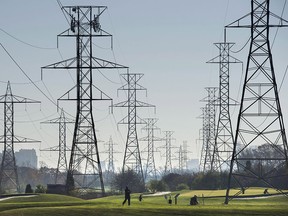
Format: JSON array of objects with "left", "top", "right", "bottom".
[{"left": 0, "top": 188, "right": 287, "bottom": 216}]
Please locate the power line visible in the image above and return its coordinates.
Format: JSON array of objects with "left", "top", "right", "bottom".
[
  {"left": 0, "top": 44, "right": 77, "bottom": 121},
  {"left": 230, "top": 37, "right": 251, "bottom": 53},
  {"left": 0, "top": 28, "right": 56, "bottom": 50},
  {"left": 0, "top": 44, "right": 58, "bottom": 108},
  {"left": 271, "top": 0, "right": 287, "bottom": 49},
  {"left": 0, "top": 80, "right": 42, "bottom": 85}
]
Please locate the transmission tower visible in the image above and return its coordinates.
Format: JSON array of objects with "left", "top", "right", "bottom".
[
  {"left": 141, "top": 118, "right": 161, "bottom": 181},
  {"left": 40, "top": 108, "right": 74, "bottom": 184},
  {"left": 199, "top": 87, "right": 218, "bottom": 172},
  {"left": 182, "top": 141, "right": 188, "bottom": 171},
  {"left": 113, "top": 73, "right": 154, "bottom": 182},
  {"left": 177, "top": 141, "right": 189, "bottom": 173},
  {"left": 225, "top": 0, "right": 288, "bottom": 203},
  {"left": 163, "top": 131, "right": 174, "bottom": 174},
  {"left": 42, "top": 6, "right": 128, "bottom": 195},
  {"left": 101, "top": 136, "right": 120, "bottom": 189},
  {"left": 199, "top": 107, "right": 208, "bottom": 171},
  {"left": 178, "top": 145, "right": 183, "bottom": 173},
  {"left": 0, "top": 82, "right": 40, "bottom": 193},
  {"left": 104, "top": 136, "right": 119, "bottom": 175},
  {"left": 207, "top": 42, "right": 241, "bottom": 171}
]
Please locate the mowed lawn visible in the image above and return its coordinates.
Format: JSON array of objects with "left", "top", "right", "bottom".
[{"left": 0, "top": 188, "right": 287, "bottom": 216}]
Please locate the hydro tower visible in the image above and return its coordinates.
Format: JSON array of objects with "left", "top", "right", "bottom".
[
  {"left": 225, "top": 0, "right": 288, "bottom": 203},
  {"left": 42, "top": 6, "right": 128, "bottom": 195}
]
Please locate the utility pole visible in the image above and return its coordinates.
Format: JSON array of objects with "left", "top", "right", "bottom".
[
  {"left": 40, "top": 108, "right": 74, "bottom": 184},
  {"left": 199, "top": 87, "right": 218, "bottom": 172},
  {"left": 225, "top": 0, "right": 288, "bottom": 203},
  {"left": 42, "top": 6, "right": 128, "bottom": 195},
  {"left": 0, "top": 82, "right": 40, "bottom": 193},
  {"left": 141, "top": 118, "right": 161, "bottom": 181},
  {"left": 113, "top": 73, "right": 155, "bottom": 183},
  {"left": 207, "top": 42, "right": 241, "bottom": 171}
]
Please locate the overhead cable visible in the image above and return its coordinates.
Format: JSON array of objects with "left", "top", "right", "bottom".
[
  {"left": 0, "top": 43, "right": 58, "bottom": 108},
  {"left": 0, "top": 28, "right": 56, "bottom": 50}
]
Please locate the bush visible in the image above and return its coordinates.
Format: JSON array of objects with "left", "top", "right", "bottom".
[
  {"left": 147, "top": 180, "right": 168, "bottom": 193},
  {"left": 176, "top": 183, "right": 189, "bottom": 191},
  {"left": 35, "top": 184, "right": 46, "bottom": 193},
  {"left": 111, "top": 169, "right": 145, "bottom": 193},
  {"left": 162, "top": 173, "right": 182, "bottom": 191},
  {"left": 25, "top": 184, "right": 33, "bottom": 193}
]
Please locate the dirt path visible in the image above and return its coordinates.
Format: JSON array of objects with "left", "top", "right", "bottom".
[{"left": 0, "top": 195, "right": 37, "bottom": 201}]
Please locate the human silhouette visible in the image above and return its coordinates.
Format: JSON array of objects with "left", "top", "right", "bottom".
[
  {"left": 190, "top": 195, "right": 198, "bottom": 205},
  {"left": 139, "top": 194, "right": 143, "bottom": 202},
  {"left": 122, "top": 186, "right": 131, "bottom": 206}
]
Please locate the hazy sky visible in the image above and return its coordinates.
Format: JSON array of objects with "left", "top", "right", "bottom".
[{"left": 0, "top": 0, "right": 287, "bottom": 171}]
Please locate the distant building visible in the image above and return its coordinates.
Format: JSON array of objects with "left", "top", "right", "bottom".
[
  {"left": 0, "top": 148, "right": 38, "bottom": 169},
  {"left": 15, "top": 149, "right": 38, "bottom": 169},
  {"left": 46, "top": 184, "right": 66, "bottom": 195}
]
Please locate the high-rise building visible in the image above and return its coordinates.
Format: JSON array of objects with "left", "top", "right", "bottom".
[{"left": 15, "top": 149, "right": 37, "bottom": 169}]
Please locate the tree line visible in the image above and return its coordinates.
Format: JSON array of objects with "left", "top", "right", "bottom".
[{"left": 4, "top": 144, "right": 288, "bottom": 195}]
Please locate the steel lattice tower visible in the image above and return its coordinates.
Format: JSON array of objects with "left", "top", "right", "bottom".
[
  {"left": 141, "top": 118, "right": 161, "bottom": 181},
  {"left": 178, "top": 145, "right": 183, "bottom": 173},
  {"left": 41, "top": 109, "right": 74, "bottom": 184},
  {"left": 199, "top": 107, "right": 208, "bottom": 171},
  {"left": 225, "top": 0, "right": 288, "bottom": 203},
  {"left": 199, "top": 87, "right": 218, "bottom": 172},
  {"left": 0, "top": 82, "right": 40, "bottom": 193},
  {"left": 102, "top": 136, "right": 120, "bottom": 188},
  {"left": 105, "top": 136, "right": 117, "bottom": 174},
  {"left": 114, "top": 73, "right": 154, "bottom": 182},
  {"left": 182, "top": 141, "right": 188, "bottom": 171},
  {"left": 207, "top": 42, "right": 241, "bottom": 171},
  {"left": 163, "top": 131, "right": 174, "bottom": 174},
  {"left": 42, "top": 6, "right": 128, "bottom": 195},
  {"left": 178, "top": 141, "right": 189, "bottom": 173}
]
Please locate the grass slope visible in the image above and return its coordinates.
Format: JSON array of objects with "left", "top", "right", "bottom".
[{"left": 0, "top": 188, "right": 287, "bottom": 216}]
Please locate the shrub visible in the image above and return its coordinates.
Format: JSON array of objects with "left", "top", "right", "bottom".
[
  {"left": 176, "top": 183, "right": 189, "bottom": 191},
  {"left": 25, "top": 184, "right": 33, "bottom": 193},
  {"left": 35, "top": 184, "right": 46, "bottom": 193},
  {"left": 111, "top": 169, "right": 145, "bottom": 193},
  {"left": 147, "top": 180, "right": 168, "bottom": 193}
]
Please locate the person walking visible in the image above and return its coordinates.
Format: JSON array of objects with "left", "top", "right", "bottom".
[{"left": 122, "top": 186, "right": 131, "bottom": 206}]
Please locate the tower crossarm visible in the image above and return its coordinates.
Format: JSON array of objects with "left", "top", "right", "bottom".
[
  {"left": 58, "top": 6, "right": 111, "bottom": 38},
  {"left": 113, "top": 100, "right": 155, "bottom": 108},
  {"left": 225, "top": 3, "right": 288, "bottom": 29},
  {"left": 40, "top": 145, "right": 71, "bottom": 152},
  {"left": 42, "top": 57, "right": 128, "bottom": 71},
  {"left": 57, "top": 84, "right": 113, "bottom": 102},
  {"left": 116, "top": 115, "right": 147, "bottom": 125}
]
